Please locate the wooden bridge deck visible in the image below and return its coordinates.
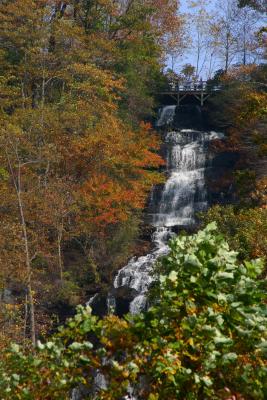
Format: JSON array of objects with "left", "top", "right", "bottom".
[{"left": 160, "top": 81, "right": 222, "bottom": 106}]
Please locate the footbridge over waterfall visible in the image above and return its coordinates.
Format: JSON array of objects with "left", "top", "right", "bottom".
[{"left": 160, "top": 80, "right": 222, "bottom": 106}]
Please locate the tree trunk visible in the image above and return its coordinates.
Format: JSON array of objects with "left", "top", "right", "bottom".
[
  {"left": 23, "top": 293, "right": 28, "bottom": 345},
  {"left": 243, "top": 25, "right": 247, "bottom": 65},
  {"left": 57, "top": 223, "right": 64, "bottom": 281},
  {"left": 7, "top": 152, "right": 36, "bottom": 346},
  {"left": 225, "top": 31, "right": 230, "bottom": 72},
  {"left": 17, "top": 177, "right": 36, "bottom": 346},
  {"left": 196, "top": 31, "right": 201, "bottom": 78}
]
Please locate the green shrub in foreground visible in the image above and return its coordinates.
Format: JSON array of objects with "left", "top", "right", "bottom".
[
  {"left": 199, "top": 205, "right": 267, "bottom": 261},
  {"left": 0, "top": 223, "right": 266, "bottom": 399}
]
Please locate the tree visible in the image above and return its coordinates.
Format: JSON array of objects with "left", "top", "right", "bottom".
[
  {"left": 238, "top": 0, "right": 266, "bottom": 12},
  {"left": 187, "top": 0, "right": 216, "bottom": 78},
  {"left": 209, "top": 0, "right": 263, "bottom": 71},
  {"left": 235, "top": 6, "right": 262, "bottom": 65},
  {"left": 69, "top": 0, "right": 186, "bottom": 122},
  {"left": 185, "top": 0, "right": 264, "bottom": 76},
  {"left": 181, "top": 63, "right": 196, "bottom": 80},
  {"left": 210, "top": 0, "right": 240, "bottom": 73},
  {"left": 0, "top": 124, "right": 41, "bottom": 346},
  {"left": 200, "top": 206, "right": 267, "bottom": 260}
]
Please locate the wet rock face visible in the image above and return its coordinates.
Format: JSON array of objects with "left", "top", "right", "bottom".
[
  {"left": 173, "top": 105, "right": 205, "bottom": 130},
  {"left": 156, "top": 104, "right": 208, "bottom": 131},
  {"left": 206, "top": 151, "right": 240, "bottom": 205}
]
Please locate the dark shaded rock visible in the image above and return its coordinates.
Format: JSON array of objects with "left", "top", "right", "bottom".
[
  {"left": 210, "top": 151, "right": 240, "bottom": 168},
  {"left": 173, "top": 105, "right": 205, "bottom": 130},
  {"left": 114, "top": 297, "right": 131, "bottom": 317},
  {"left": 206, "top": 150, "right": 240, "bottom": 205},
  {"left": 89, "top": 294, "right": 108, "bottom": 318}
]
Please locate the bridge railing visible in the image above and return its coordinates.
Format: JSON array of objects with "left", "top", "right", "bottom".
[{"left": 166, "top": 80, "right": 222, "bottom": 92}]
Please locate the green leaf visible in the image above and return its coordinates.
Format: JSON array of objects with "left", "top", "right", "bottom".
[
  {"left": 222, "top": 353, "right": 238, "bottom": 364},
  {"left": 202, "top": 376, "right": 213, "bottom": 387}
]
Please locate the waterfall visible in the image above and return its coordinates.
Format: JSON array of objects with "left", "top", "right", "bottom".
[
  {"left": 81, "top": 106, "right": 225, "bottom": 400},
  {"left": 151, "top": 130, "right": 219, "bottom": 227},
  {"left": 112, "top": 227, "right": 172, "bottom": 314},
  {"left": 156, "top": 105, "right": 176, "bottom": 127},
  {"left": 98, "top": 106, "right": 224, "bottom": 315}
]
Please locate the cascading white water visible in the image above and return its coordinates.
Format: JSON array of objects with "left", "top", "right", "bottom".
[
  {"left": 156, "top": 105, "right": 176, "bottom": 127},
  {"left": 152, "top": 130, "right": 209, "bottom": 227},
  {"left": 112, "top": 227, "right": 171, "bottom": 314},
  {"left": 108, "top": 107, "right": 224, "bottom": 315}
]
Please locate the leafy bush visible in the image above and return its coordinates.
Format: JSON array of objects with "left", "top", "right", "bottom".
[
  {"left": 0, "top": 224, "right": 266, "bottom": 399},
  {"left": 200, "top": 205, "right": 267, "bottom": 261},
  {"left": 143, "top": 222, "right": 267, "bottom": 399}
]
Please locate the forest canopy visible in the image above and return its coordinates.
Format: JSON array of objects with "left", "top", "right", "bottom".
[
  {"left": 0, "top": 0, "right": 184, "bottom": 344},
  {"left": 0, "top": 1, "right": 266, "bottom": 399}
]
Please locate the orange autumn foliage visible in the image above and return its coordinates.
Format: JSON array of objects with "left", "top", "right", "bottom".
[
  {"left": 68, "top": 119, "right": 164, "bottom": 227},
  {"left": 0, "top": 0, "right": 179, "bottom": 341}
]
